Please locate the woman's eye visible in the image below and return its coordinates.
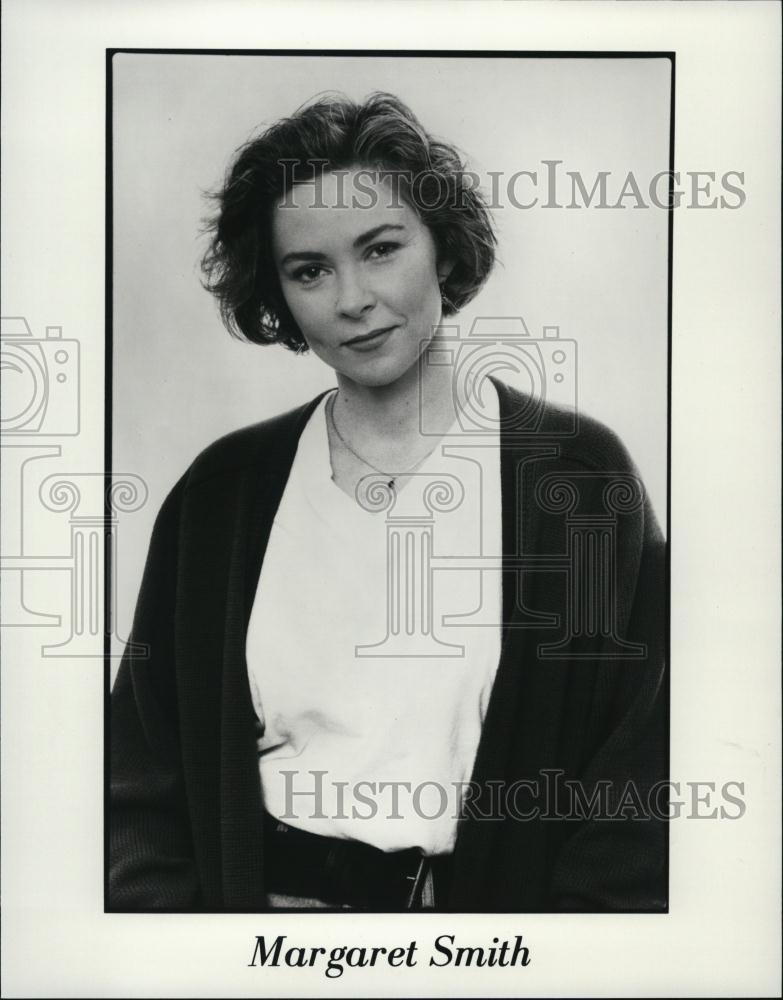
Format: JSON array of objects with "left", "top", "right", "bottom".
[
  {"left": 294, "top": 265, "right": 326, "bottom": 284},
  {"left": 367, "top": 242, "right": 399, "bottom": 260}
]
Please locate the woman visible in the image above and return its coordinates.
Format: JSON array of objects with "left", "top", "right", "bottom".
[{"left": 109, "top": 93, "right": 667, "bottom": 912}]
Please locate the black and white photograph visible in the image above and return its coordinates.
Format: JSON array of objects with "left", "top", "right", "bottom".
[
  {"left": 108, "top": 52, "right": 670, "bottom": 914},
  {"left": 1, "top": 2, "right": 780, "bottom": 997}
]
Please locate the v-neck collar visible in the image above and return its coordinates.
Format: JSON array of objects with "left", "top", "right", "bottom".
[
  {"left": 301, "top": 386, "right": 497, "bottom": 518},
  {"left": 240, "top": 375, "right": 523, "bottom": 639}
]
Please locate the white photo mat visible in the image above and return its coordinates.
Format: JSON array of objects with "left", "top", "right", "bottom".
[{"left": 1, "top": 2, "right": 780, "bottom": 997}]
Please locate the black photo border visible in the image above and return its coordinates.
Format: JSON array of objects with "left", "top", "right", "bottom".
[{"left": 104, "top": 47, "right": 675, "bottom": 915}]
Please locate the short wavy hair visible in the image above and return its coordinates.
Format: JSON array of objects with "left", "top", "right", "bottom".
[{"left": 200, "top": 92, "right": 497, "bottom": 352}]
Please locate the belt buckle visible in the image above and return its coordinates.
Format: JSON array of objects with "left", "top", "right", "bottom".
[{"left": 405, "top": 856, "right": 429, "bottom": 909}]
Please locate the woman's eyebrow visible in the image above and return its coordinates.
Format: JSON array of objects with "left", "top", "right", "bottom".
[
  {"left": 279, "top": 224, "right": 407, "bottom": 267},
  {"left": 353, "top": 223, "right": 406, "bottom": 248},
  {"left": 279, "top": 249, "right": 327, "bottom": 266}
]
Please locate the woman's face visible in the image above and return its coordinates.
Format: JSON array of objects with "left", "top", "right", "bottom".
[{"left": 271, "top": 167, "right": 449, "bottom": 387}]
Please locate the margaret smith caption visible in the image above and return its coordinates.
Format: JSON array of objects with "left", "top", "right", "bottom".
[{"left": 249, "top": 934, "right": 532, "bottom": 979}]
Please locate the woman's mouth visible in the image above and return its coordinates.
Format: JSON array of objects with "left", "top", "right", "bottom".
[{"left": 343, "top": 326, "right": 398, "bottom": 352}]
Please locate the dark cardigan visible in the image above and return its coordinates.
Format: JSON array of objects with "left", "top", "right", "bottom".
[{"left": 109, "top": 378, "right": 668, "bottom": 912}]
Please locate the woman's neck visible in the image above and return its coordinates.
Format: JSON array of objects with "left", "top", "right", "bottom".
[{"left": 332, "top": 346, "right": 457, "bottom": 467}]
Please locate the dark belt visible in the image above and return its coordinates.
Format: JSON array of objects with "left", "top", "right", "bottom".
[{"left": 262, "top": 810, "right": 453, "bottom": 909}]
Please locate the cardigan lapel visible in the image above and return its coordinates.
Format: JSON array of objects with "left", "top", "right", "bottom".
[
  {"left": 218, "top": 391, "right": 331, "bottom": 909},
  {"left": 448, "top": 377, "right": 567, "bottom": 909}
]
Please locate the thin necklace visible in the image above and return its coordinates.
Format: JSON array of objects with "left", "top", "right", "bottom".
[{"left": 327, "top": 392, "right": 438, "bottom": 492}]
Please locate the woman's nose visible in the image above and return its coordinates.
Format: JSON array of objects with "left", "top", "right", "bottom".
[{"left": 335, "top": 269, "right": 375, "bottom": 319}]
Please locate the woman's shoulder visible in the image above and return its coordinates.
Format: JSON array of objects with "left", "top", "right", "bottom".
[
  {"left": 493, "top": 377, "right": 639, "bottom": 476},
  {"left": 180, "top": 390, "right": 332, "bottom": 493}
]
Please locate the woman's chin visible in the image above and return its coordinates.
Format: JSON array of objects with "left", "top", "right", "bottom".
[{"left": 336, "top": 355, "right": 420, "bottom": 390}]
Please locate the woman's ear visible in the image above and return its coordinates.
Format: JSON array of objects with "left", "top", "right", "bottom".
[
  {"left": 437, "top": 260, "right": 457, "bottom": 313},
  {"left": 437, "top": 259, "right": 455, "bottom": 286}
]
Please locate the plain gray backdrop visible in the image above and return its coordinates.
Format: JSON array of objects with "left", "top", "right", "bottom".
[{"left": 111, "top": 53, "right": 670, "bottom": 669}]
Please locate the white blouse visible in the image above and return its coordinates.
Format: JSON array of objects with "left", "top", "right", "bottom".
[{"left": 246, "top": 380, "right": 503, "bottom": 855}]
